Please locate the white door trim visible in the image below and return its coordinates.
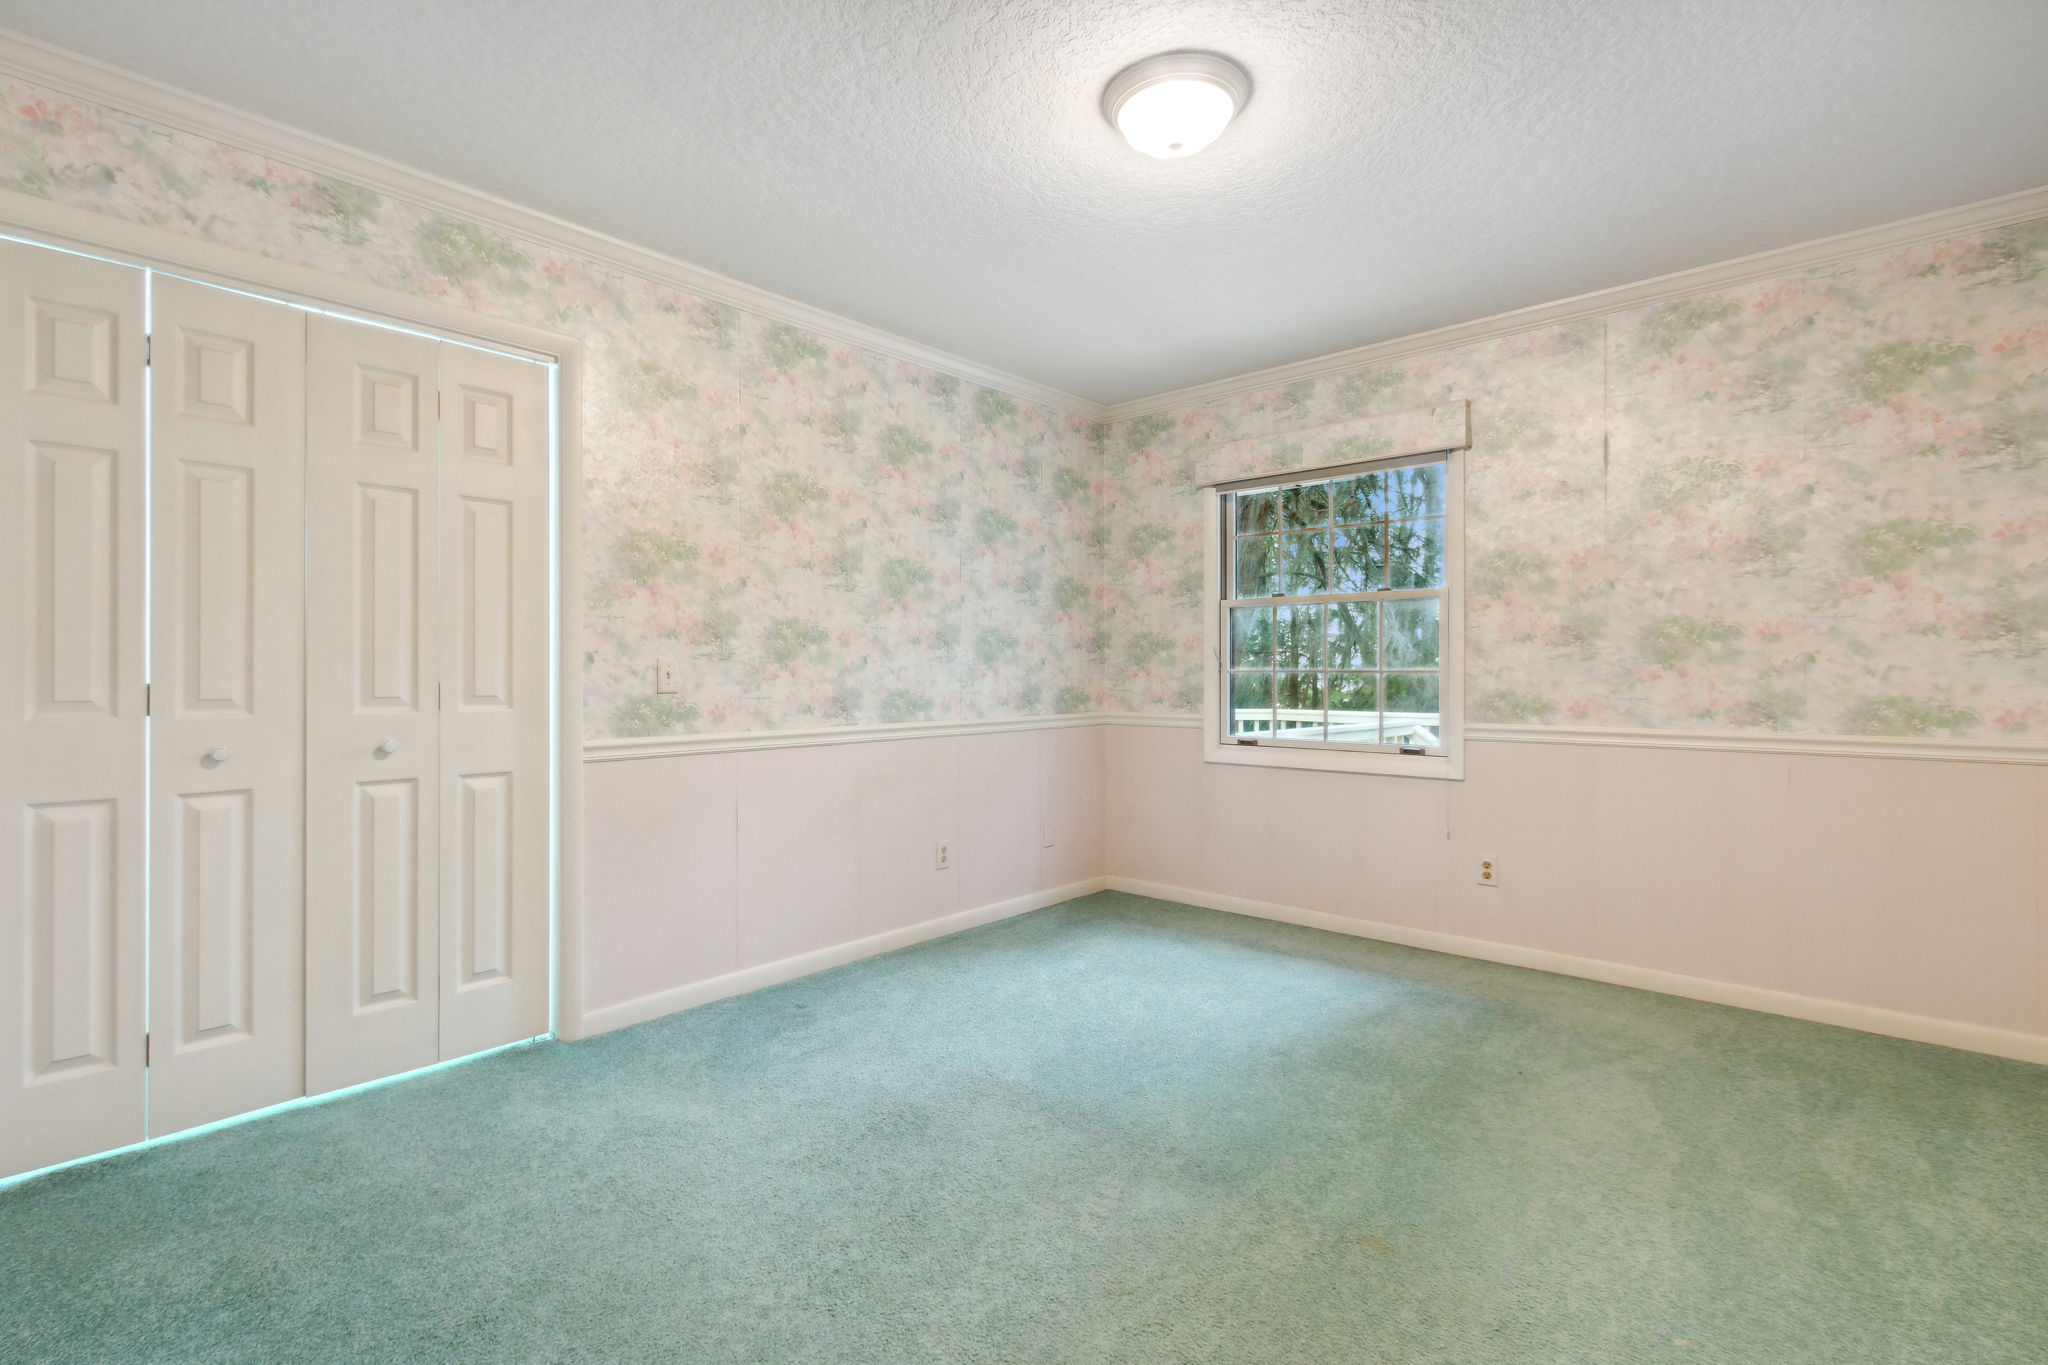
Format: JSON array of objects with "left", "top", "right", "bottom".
[{"left": 0, "top": 189, "right": 589, "bottom": 1044}]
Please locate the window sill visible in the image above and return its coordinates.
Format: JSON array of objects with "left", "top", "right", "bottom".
[{"left": 1203, "top": 737, "right": 1463, "bottom": 780}]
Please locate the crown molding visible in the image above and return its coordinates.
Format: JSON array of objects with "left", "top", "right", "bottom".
[
  {"left": 1105, "top": 182, "right": 2048, "bottom": 422},
  {"left": 0, "top": 27, "right": 1108, "bottom": 422},
  {"left": 8, "top": 27, "right": 2044, "bottom": 431}
]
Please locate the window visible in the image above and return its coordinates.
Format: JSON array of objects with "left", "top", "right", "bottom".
[{"left": 1203, "top": 449, "right": 1461, "bottom": 779}]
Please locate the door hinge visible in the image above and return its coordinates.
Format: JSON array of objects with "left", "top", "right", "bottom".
[
  {"left": 144, "top": 683, "right": 152, "bottom": 716},
  {"left": 143, "top": 333, "right": 152, "bottom": 367},
  {"left": 143, "top": 1033, "right": 151, "bottom": 1067}
]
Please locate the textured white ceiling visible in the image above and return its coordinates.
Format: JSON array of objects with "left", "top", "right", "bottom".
[{"left": 7, "top": 1, "right": 2048, "bottom": 403}]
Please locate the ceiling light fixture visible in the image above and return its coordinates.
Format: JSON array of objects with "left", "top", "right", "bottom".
[{"left": 1101, "top": 51, "right": 1251, "bottom": 159}]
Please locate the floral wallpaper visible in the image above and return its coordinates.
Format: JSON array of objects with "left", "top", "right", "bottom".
[
  {"left": 4, "top": 76, "right": 2045, "bottom": 745},
  {"left": 1204, "top": 401, "right": 1469, "bottom": 483},
  {"left": 0, "top": 79, "right": 1106, "bottom": 739},
  {"left": 1104, "top": 222, "right": 2048, "bottom": 740}
]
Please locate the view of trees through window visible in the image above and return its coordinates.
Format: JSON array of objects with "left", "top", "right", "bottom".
[{"left": 1223, "top": 457, "right": 1446, "bottom": 749}]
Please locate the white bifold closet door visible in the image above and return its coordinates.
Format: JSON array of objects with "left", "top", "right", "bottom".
[
  {"left": 0, "top": 245, "right": 551, "bottom": 1179},
  {"left": 146, "top": 276, "right": 307, "bottom": 1136},
  {"left": 304, "top": 315, "right": 549, "bottom": 1096},
  {"left": 304, "top": 318, "right": 443, "bottom": 1095},
  {"left": 435, "top": 343, "right": 551, "bottom": 1065},
  {"left": 0, "top": 242, "right": 149, "bottom": 1175}
]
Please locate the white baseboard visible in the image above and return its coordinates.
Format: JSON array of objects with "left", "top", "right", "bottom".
[
  {"left": 1103, "top": 876, "right": 2048, "bottom": 1068},
  {"left": 579, "top": 877, "right": 1109, "bottom": 1036}
]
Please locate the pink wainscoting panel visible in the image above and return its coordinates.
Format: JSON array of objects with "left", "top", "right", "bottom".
[
  {"left": 733, "top": 744, "right": 865, "bottom": 969},
  {"left": 1776, "top": 756, "right": 2043, "bottom": 1035},
  {"left": 1438, "top": 740, "right": 1601, "bottom": 960},
  {"left": 585, "top": 726, "right": 1110, "bottom": 1018},
  {"left": 1039, "top": 725, "right": 1106, "bottom": 890},
  {"left": 1105, "top": 725, "right": 2048, "bottom": 1042},
  {"left": 854, "top": 737, "right": 964, "bottom": 939},
  {"left": 1104, "top": 724, "right": 1206, "bottom": 889},
  {"left": 955, "top": 729, "right": 1042, "bottom": 912},
  {"left": 582, "top": 723, "right": 2045, "bottom": 1048},
  {"left": 581, "top": 753, "right": 738, "bottom": 1013},
  {"left": 1583, "top": 746, "right": 1800, "bottom": 989}
]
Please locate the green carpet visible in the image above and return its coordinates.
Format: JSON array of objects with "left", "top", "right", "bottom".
[{"left": 3, "top": 892, "right": 2045, "bottom": 1363}]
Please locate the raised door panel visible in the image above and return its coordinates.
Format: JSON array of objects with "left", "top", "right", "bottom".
[
  {"left": 30, "top": 443, "right": 118, "bottom": 716},
  {"left": 147, "top": 276, "right": 306, "bottom": 1135},
  {"left": 352, "top": 776, "right": 426, "bottom": 1011},
  {"left": 454, "top": 772, "right": 512, "bottom": 986},
  {"left": 359, "top": 484, "right": 423, "bottom": 710},
  {"left": 305, "top": 315, "right": 442, "bottom": 1095},
  {"left": 174, "top": 791, "right": 253, "bottom": 1040},
  {"left": 438, "top": 345, "right": 549, "bottom": 1061},
  {"left": 26, "top": 801, "right": 120, "bottom": 1079},
  {"left": 0, "top": 240, "right": 147, "bottom": 1179}
]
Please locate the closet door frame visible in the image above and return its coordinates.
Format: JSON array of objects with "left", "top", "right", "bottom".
[{"left": 0, "top": 192, "right": 589, "bottom": 1059}]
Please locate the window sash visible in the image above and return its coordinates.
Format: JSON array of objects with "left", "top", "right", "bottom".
[
  {"left": 1221, "top": 589, "right": 1440, "bottom": 606},
  {"left": 1218, "top": 457, "right": 1450, "bottom": 756},
  {"left": 1216, "top": 629, "right": 1446, "bottom": 753}
]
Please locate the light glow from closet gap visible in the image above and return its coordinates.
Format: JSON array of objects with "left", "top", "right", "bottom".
[
  {"left": 547, "top": 360, "right": 561, "bottom": 1040},
  {"left": 0, "top": 1037, "right": 551, "bottom": 1192},
  {"left": 141, "top": 270, "right": 154, "bottom": 1135}
]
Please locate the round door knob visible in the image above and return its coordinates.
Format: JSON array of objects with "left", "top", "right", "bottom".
[
  {"left": 206, "top": 746, "right": 231, "bottom": 763},
  {"left": 375, "top": 739, "right": 399, "bottom": 757}
]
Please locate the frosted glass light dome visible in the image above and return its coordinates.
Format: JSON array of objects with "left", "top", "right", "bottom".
[{"left": 1102, "top": 52, "right": 1252, "bottom": 159}]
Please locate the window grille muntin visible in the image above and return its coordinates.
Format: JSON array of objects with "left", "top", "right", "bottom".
[{"left": 1219, "top": 451, "right": 1450, "bottom": 754}]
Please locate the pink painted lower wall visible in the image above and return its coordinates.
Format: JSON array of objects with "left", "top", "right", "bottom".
[
  {"left": 1105, "top": 724, "right": 2048, "bottom": 1044},
  {"left": 579, "top": 724, "right": 1106, "bottom": 1020},
  {"left": 576, "top": 718, "right": 2045, "bottom": 1058}
]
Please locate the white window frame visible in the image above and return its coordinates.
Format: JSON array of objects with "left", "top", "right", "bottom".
[{"left": 1201, "top": 446, "right": 1464, "bottom": 780}]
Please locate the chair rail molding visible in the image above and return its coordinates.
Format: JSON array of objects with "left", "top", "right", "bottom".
[
  {"left": 1465, "top": 722, "right": 2048, "bottom": 766},
  {"left": 1092, "top": 713, "right": 2048, "bottom": 767},
  {"left": 584, "top": 712, "right": 1115, "bottom": 762}
]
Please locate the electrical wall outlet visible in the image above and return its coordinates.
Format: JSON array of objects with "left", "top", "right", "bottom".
[
  {"left": 934, "top": 842, "right": 951, "bottom": 871},
  {"left": 654, "top": 658, "right": 677, "bottom": 694},
  {"left": 1477, "top": 857, "right": 1501, "bottom": 888}
]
